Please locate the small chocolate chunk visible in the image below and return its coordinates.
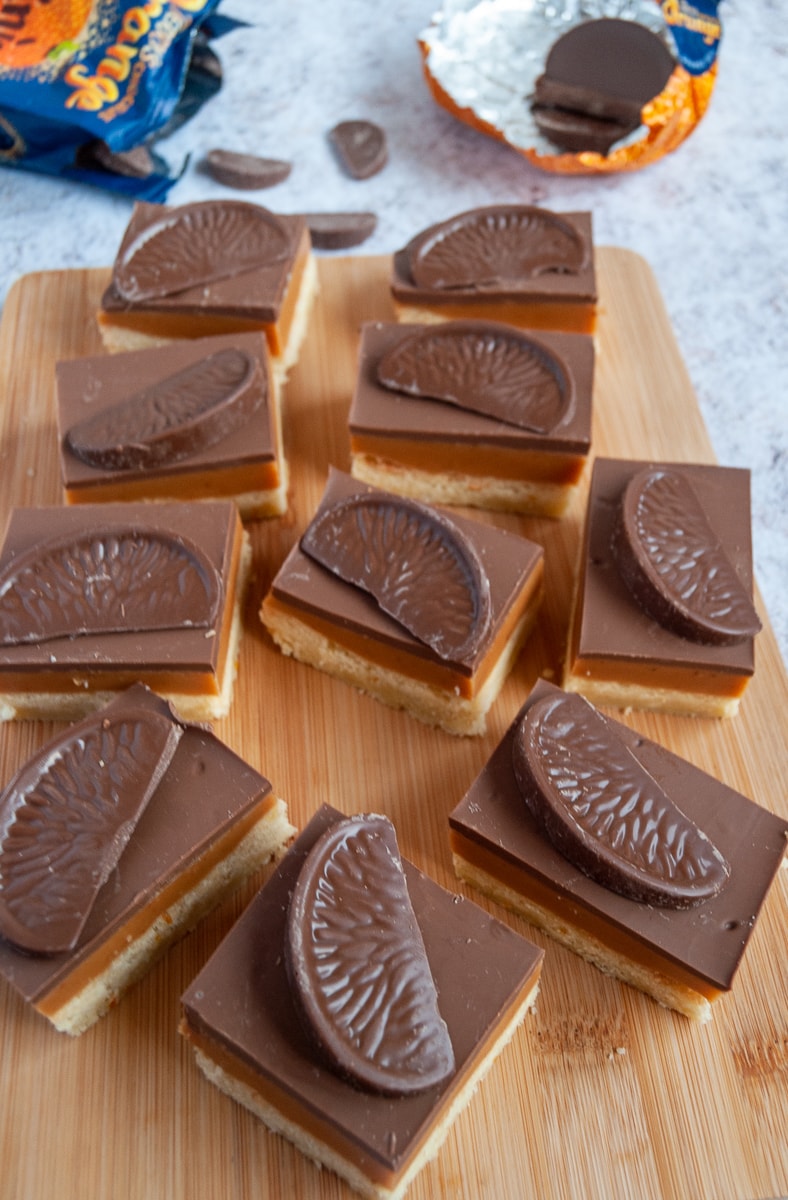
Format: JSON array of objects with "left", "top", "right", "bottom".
[
  {"left": 0, "top": 703, "right": 182, "bottom": 954},
  {"left": 203, "top": 148, "right": 292, "bottom": 190},
  {"left": 301, "top": 211, "right": 377, "bottom": 250},
  {"left": 328, "top": 119, "right": 388, "bottom": 180},
  {"left": 300, "top": 492, "right": 492, "bottom": 664},
  {"left": 66, "top": 347, "right": 261, "bottom": 471},
  {"left": 78, "top": 140, "right": 160, "bottom": 180},
  {"left": 612, "top": 467, "right": 763, "bottom": 645},
  {"left": 285, "top": 813, "right": 455, "bottom": 1095},
  {"left": 0, "top": 526, "right": 221, "bottom": 646},
  {"left": 376, "top": 320, "right": 573, "bottom": 432},
  {"left": 531, "top": 18, "right": 676, "bottom": 155},
  {"left": 511, "top": 691, "right": 730, "bottom": 908},
  {"left": 407, "top": 205, "right": 590, "bottom": 291}
]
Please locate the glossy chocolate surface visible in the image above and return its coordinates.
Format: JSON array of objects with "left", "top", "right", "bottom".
[
  {"left": 570, "top": 458, "right": 757, "bottom": 678},
  {"left": 203, "top": 150, "right": 292, "bottom": 190},
  {"left": 182, "top": 804, "right": 543, "bottom": 1177},
  {"left": 0, "top": 501, "right": 238, "bottom": 679},
  {"left": 285, "top": 813, "right": 455, "bottom": 1096},
  {"left": 350, "top": 321, "right": 593, "bottom": 454},
  {"left": 101, "top": 201, "right": 308, "bottom": 321},
  {"left": 391, "top": 208, "right": 596, "bottom": 305},
  {"left": 0, "top": 685, "right": 274, "bottom": 1003},
  {"left": 451, "top": 680, "right": 786, "bottom": 991},
  {"left": 328, "top": 120, "right": 388, "bottom": 180},
  {"left": 301, "top": 212, "right": 377, "bottom": 249},
  {"left": 57, "top": 332, "right": 277, "bottom": 496},
  {"left": 270, "top": 469, "right": 543, "bottom": 677},
  {"left": 511, "top": 690, "right": 730, "bottom": 909}
]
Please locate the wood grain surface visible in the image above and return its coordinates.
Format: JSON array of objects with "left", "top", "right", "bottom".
[{"left": 0, "top": 252, "right": 786, "bottom": 1200}]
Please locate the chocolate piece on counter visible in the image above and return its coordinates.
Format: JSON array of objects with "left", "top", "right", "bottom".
[
  {"left": 328, "top": 119, "right": 388, "bottom": 180},
  {"left": 376, "top": 320, "right": 573, "bottom": 433},
  {"left": 450, "top": 679, "right": 787, "bottom": 996},
  {"left": 407, "top": 205, "right": 590, "bottom": 291},
  {"left": 112, "top": 200, "right": 292, "bottom": 303},
  {"left": 65, "top": 347, "right": 262, "bottom": 471},
  {"left": 531, "top": 18, "right": 676, "bottom": 155},
  {"left": 203, "top": 149, "right": 292, "bottom": 190},
  {"left": 301, "top": 211, "right": 377, "bottom": 249},
  {"left": 0, "top": 701, "right": 182, "bottom": 954},
  {"left": 181, "top": 804, "right": 544, "bottom": 1184},
  {"left": 612, "top": 467, "right": 762, "bottom": 646},
  {"left": 0, "top": 685, "right": 279, "bottom": 1011},
  {"left": 286, "top": 814, "right": 455, "bottom": 1096},
  {"left": 511, "top": 690, "right": 730, "bottom": 909},
  {"left": 301, "top": 489, "right": 492, "bottom": 665},
  {"left": 0, "top": 524, "right": 220, "bottom": 646}
]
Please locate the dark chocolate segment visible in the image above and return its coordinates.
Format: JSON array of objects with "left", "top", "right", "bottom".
[
  {"left": 79, "top": 140, "right": 160, "bottom": 179},
  {"left": 112, "top": 200, "right": 292, "bottom": 302},
  {"left": 612, "top": 467, "right": 762, "bottom": 645},
  {"left": 0, "top": 703, "right": 182, "bottom": 953},
  {"left": 285, "top": 813, "right": 455, "bottom": 1095},
  {"left": 407, "top": 205, "right": 590, "bottom": 291},
  {"left": 301, "top": 211, "right": 378, "bottom": 249},
  {"left": 531, "top": 18, "right": 676, "bottom": 154},
  {"left": 300, "top": 492, "right": 492, "bottom": 664},
  {"left": 65, "top": 347, "right": 262, "bottom": 471},
  {"left": 0, "top": 526, "right": 221, "bottom": 646},
  {"left": 511, "top": 690, "right": 730, "bottom": 909},
  {"left": 328, "top": 119, "right": 388, "bottom": 179},
  {"left": 203, "top": 149, "right": 292, "bottom": 190},
  {"left": 376, "top": 320, "right": 573, "bottom": 432}
]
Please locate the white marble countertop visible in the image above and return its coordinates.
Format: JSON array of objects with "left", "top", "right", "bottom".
[{"left": 2, "top": 0, "right": 786, "bottom": 663}]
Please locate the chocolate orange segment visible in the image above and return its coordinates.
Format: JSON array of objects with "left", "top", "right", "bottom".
[
  {"left": 301, "top": 493, "right": 491, "bottom": 663},
  {"left": 285, "top": 813, "right": 455, "bottom": 1095},
  {"left": 512, "top": 692, "right": 730, "bottom": 908},
  {"left": 0, "top": 704, "right": 181, "bottom": 953},
  {"left": 407, "top": 205, "right": 589, "bottom": 290},
  {"left": 0, "top": 527, "right": 221, "bottom": 645},
  {"left": 66, "top": 347, "right": 261, "bottom": 471},
  {"left": 112, "top": 201, "right": 291, "bottom": 303},
  {"left": 376, "top": 320, "right": 573, "bottom": 432},
  {"left": 613, "top": 467, "right": 762, "bottom": 645}
]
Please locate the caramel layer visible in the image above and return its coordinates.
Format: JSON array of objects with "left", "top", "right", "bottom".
[
  {"left": 450, "top": 829, "right": 721, "bottom": 1003},
  {"left": 393, "top": 298, "right": 596, "bottom": 335},
  {"left": 64, "top": 460, "right": 281, "bottom": 506},
  {"left": 37, "top": 793, "right": 277, "bottom": 1018},
  {"left": 565, "top": 653, "right": 750, "bottom": 699},
  {"left": 350, "top": 433, "right": 586, "bottom": 485},
  {"left": 264, "top": 559, "right": 543, "bottom": 699}
]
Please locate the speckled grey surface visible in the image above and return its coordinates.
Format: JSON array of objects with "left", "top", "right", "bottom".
[{"left": 1, "top": 0, "right": 785, "bottom": 664}]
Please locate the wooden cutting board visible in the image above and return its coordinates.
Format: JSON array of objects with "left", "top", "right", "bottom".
[{"left": 0, "top": 252, "right": 786, "bottom": 1200}]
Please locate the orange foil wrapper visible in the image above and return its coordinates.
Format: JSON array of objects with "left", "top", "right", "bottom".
[{"left": 419, "top": 1, "right": 721, "bottom": 175}]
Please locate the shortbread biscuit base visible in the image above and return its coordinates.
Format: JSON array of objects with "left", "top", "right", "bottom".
[
  {"left": 185, "top": 977, "right": 540, "bottom": 1200},
  {"left": 48, "top": 798, "right": 294, "bottom": 1036},
  {"left": 261, "top": 599, "right": 539, "bottom": 736},
  {"left": 452, "top": 853, "right": 712, "bottom": 1022},
  {"left": 351, "top": 452, "right": 576, "bottom": 518},
  {"left": 0, "top": 531, "right": 252, "bottom": 724},
  {"left": 562, "top": 671, "right": 741, "bottom": 719}
]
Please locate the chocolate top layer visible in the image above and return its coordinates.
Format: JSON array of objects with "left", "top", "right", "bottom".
[
  {"left": 350, "top": 322, "right": 593, "bottom": 455},
  {"left": 0, "top": 685, "right": 273, "bottom": 1003},
  {"left": 102, "top": 202, "right": 308, "bottom": 322},
  {"left": 0, "top": 699, "right": 182, "bottom": 953},
  {"left": 57, "top": 332, "right": 277, "bottom": 494},
  {"left": 286, "top": 813, "right": 455, "bottom": 1095},
  {"left": 612, "top": 467, "right": 762, "bottom": 646},
  {"left": 182, "top": 804, "right": 543, "bottom": 1176},
  {"left": 271, "top": 469, "right": 543, "bottom": 678},
  {"left": 511, "top": 690, "right": 730, "bottom": 909},
  {"left": 451, "top": 680, "right": 787, "bottom": 991},
  {"left": 0, "top": 501, "right": 238, "bottom": 678},
  {"left": 573, "top": 458, "right": 757, "bottom": 676},
  {"left": 301, "top": 491, "right": 492, "bottom": 666},
  {"left": 391, "top": 208, "right": 596, "bottom": 305}
]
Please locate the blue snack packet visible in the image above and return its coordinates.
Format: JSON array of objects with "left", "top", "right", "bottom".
[{"left": 0, "top": 0, "right": 228, "bottom": 199}]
